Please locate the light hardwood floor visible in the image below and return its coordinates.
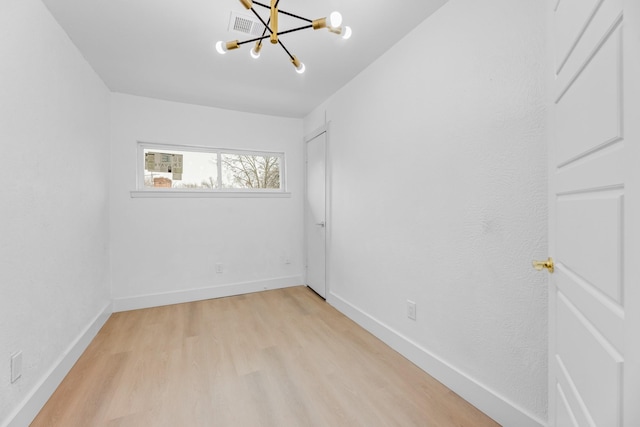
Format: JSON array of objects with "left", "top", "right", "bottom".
[{"left": 32, "top": 286, "right": 500, "bottom": 427}]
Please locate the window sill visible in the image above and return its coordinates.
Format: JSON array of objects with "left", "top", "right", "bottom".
[{"left": 130, "top": 190, "right": 291, "bottom": 198}]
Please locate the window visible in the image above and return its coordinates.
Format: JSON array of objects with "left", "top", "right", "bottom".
[
  {"left": 135, "top": 142, "right": 287, "bottom": 197},
  {"left": 143, "top": 147, "right": 217, "bottom": 189},
  {"left": 220, "top": 153, "right": 282, "bottom": 190}
]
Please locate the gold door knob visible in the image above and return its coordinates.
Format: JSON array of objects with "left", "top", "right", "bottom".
[{"left": 532, "top": 257, "right": 554, "bottom": 274}]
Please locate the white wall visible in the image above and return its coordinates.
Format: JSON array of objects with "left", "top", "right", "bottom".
[
  {"left": 110, "top": 94, "right": 304, "bottom": 310},
  {"left": 305, "top": 0, "right": 548, "bottom": 425},
  {"left": 0, "top": 0, "right": 111, "bottom": 425}
]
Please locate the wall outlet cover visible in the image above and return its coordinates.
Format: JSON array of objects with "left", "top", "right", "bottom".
[
  {"left": 11, "top": 351, "right": 22, "bottom": 383},
  {"left": 407, "top": 300, "right": 417, "bottom": 321}
]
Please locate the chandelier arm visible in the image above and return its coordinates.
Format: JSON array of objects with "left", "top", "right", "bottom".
[
  {"left": 237, "top": 25, "right": 312, "bottom": 47},
  {"left": 237, "top": 34, "right": 272, "bottom": 46},
  {"left": 277, "top": 39, "right": 295, "bottom": 62},
  {"left": 249, "top": 7, "right": 274, "bottom": 35},
  {"left": 276, "top": 24, "right": 313, "bottom": 36},
  {"left": 252, "top": 1, "right": 312, "bottom": 23},
  {"left": 252, "top": 1, "right": 272, "bottom": 9},
  {"left": 275, "top": 9, "right": 312, "bottom": 23},
  {"left": 259, "top": 15, "right": 271, "bottom": 39}
]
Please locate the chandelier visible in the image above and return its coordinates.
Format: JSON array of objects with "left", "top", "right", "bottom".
[{"left": 215, "top": 0, "right": 352, "bottom": 74}]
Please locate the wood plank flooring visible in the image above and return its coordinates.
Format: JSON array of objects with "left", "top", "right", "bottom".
[{"left": 31, "top": 286, "right": 500, "bottom": 426}]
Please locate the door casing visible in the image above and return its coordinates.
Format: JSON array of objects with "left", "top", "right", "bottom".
[{"left": 304, "top": 125, "right": 330, "bottom": 298}]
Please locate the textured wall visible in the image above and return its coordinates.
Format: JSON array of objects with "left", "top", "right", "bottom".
[
  {"left": 109, "top": 94, "right": 304, "bottom": 306},
  {"left": 0, "top": 0, "right": 111, "bottom": 423},
  {"left": 305, "top": 0, "right": 548, "bottom": 423}
]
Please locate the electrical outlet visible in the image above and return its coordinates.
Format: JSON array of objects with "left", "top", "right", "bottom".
[
  {"left": 11, "top": 351, "right": 22, "bottom": 383},
  {"left": 407, "top": 300, "right": 416, "bottom": 321},
  {"left": 215, "top": 263, "right": 223, "bottom": 274}
]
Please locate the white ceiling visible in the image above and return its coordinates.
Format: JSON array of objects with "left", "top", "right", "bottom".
[{"left": 41, "top": 0, "right": 448, "bottom": 118}]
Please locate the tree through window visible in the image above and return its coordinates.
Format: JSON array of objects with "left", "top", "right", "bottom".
[{"left": 221, "top": 154, "right": 281, "bottom": 189}]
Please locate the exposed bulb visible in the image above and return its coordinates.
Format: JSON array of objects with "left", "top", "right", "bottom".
[
  {"left": 250, "top": 47, "right": 261, "bottom": 59},
  {"left": 342, "top": 26, "right": 352, "bottom": 40},
  {"left": 329, "top": 11, "right": 342, "bottom": 28},
  {"left": 295, "top": 62, "right": 306, "bottom": 74},
  {"left": 215, "top": 41, "right": 227, "bottom": 55}
]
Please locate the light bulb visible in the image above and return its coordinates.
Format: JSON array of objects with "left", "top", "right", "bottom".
[
  {"left": 342, "top": 26, "right": 352, "bottom": 40},
  {"left": 291, "top": 55, "right": 305, "bottom": 74},
  {"left": 250, "top": 47, "right": 261, "bottom": 59},
  {"left": 215, "top": 41, "right": 227, "bottom": 55},
  {"left": 329, "top": 11, "right": 342, "bottom": 28}
]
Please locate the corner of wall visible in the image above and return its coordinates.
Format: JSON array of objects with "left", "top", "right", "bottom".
[{"left": 2, "top": 303, "right": 112, "bottom": 427}]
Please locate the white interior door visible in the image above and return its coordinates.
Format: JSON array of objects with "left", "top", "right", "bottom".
[
  {"left": 547, "top": 0, "right": 639, "bottom": 425},
  {"left": 305, "top": 132, "right": 327, "bottom": 298}
]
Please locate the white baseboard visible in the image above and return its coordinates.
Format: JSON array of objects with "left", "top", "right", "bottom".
[
  {"left": 3, "top": 302, "right": 112, "bottom": 427},
  {"left": 112, "top": 276, "right": 304, "bottom": 312},
  {"left": 326, "top": 291, "right": 547, "bottom": 427}
]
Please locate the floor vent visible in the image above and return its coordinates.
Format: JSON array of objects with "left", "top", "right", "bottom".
[{"left": 228, "top": 11, "right": 265, "bottom": 37}]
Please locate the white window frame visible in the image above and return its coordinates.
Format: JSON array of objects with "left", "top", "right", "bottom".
[{"left": 131, "top": 141, "right": 290, "bottom": 198}]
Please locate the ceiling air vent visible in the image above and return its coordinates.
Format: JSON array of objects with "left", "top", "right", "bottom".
[{"left": 228, "top": 11, "right": 265, "bottom": 37}]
